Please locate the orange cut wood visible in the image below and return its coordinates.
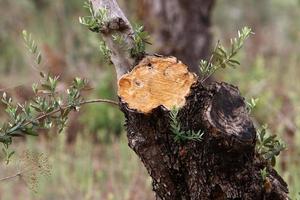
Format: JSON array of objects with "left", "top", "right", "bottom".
[{"left": 118, "top": 56, "right": 197, "bottom": 113}]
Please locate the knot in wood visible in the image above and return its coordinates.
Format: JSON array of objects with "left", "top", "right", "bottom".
[
  {"left": 100, "top": 18, "right": 128, "bottom": 34},
  {"left": 206, "top": 83, "right": 256, "bottom": 146}
]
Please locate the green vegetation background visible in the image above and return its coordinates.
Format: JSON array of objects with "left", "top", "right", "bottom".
[{"left": 0, "top": 0, "right": 300, "bottom": 199}]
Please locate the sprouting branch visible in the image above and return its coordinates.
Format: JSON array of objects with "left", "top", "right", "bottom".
[
  {"left": 87, "top": 0, "right": 136, "bottom": 78},
  {"left": 169, "top": 106, "right": 204, "bottom": 142},
  {"left": 200, "top": 27, "right": 253, "bottom": 83},
  {"left": 0, "top": 72, "right": 119, "bottom": 155},
  {"left": 0, "top": 29, "right": 121, "bottom": 162},
  {"left": 0, "top": 97, "right": 118, "bottom": 143},
  {"left": 21, "top": 98, "right": 118, "bottom": 128}
]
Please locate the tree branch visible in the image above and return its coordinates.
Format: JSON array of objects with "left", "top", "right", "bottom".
[
  {"left": 22, "top": 98, "right": 119, "bottom": 128},
  {"left": 90, "top": 0, "right": 136, "bottom": 78},
  {"left": 2, "top": 98, "right": 118, "bottom": 138}
]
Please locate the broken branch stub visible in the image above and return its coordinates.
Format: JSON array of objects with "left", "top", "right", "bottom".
[{"left": 118, "top": 56, "right": 197, "bottom": 113}]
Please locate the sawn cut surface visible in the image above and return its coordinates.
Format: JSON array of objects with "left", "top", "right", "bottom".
[{"left": 118, "top": 56, "right": 197, "bottom": 113}]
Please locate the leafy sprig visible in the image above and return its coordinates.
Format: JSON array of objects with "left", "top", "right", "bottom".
[
  {"left": 99, "top": 41, "right": 111, "bottom": 63},
  {"left": 169, "top": 107, "right": 204, "bottom": 142},
  {"left": 256, "top": 125, "right": 286, "bottom": 166},
  {"left": 79, "top": 1, "right": 108, "bottom": 33},
  {"left": 130, "top": 25, "right": 151, "bottom": 58},
  {"left": 0, "top": 30, "right": 119, "bottom": 163},
  {"left": 80, "top": 1, "right": 150, "bottom": 61},
  {"left": 22, "top": 30, "right": 42, "bottom": 65},
  {"left": 0, "top": 74, "right": 118, "bottom": 157},
  {"left": 0, "top": 74, "right": 118, "bottom": 140},
  {"left": 200, "top": 27, "right": 253, "bottom": 83},
  {"left": 260, "top": 167, "right": 268, "bottom": 182},
  {"left": 111, "top": 24, "right": 150, "bottom": 59},
  {"left": 246, "top": 97, "right": 259, "bottom": 113}
]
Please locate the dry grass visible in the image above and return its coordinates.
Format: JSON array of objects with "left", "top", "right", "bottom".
[{"left": 0, "top": 134, "right": 153, "bottom": 200}]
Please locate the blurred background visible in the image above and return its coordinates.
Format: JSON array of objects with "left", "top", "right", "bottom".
[{"left": 0, "top": 0, "right": 300, "bottom": 199}]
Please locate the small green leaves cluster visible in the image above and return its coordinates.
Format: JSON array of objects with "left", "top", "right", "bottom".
[
  {"left": 111, "top": 25, "right": 150, "bottom": 59},
  {"left": 130, "top": 25, "right": 151, "bottom": 58},
  {"left": 22, "top": 30, "right": 42, "bottom": 65},
  {"left": 79, "top": 1, "right": 108, "bottom": 32},
  {"left": 2, "top": 146, "right": 15, "bottom": 164},
  {"left": 256, "top": 125, "right": 286, "bottom": 166},
  {"left": 169, "top": 107, "right": 204, "bottom": 142},
  {"left": 79, "top": 2, "right": 150, "bottom": 61},
  {"left": 0, "top": 30, "right": 118, "bottom": 163},
  {"left": 98, "top": 24, "right": 151, "bottom": 64},
  {"left": 99, "top": 41, "right": 111, "bottom": 61},
  {"left": 200, "top": 27, "right": 253, "bottom": 83},
  {"left": 0, "top": 73, "right": 88, "bottom": 149},
  {"left": 246, "top": 97, "right": 259, "bottom": 113},
  {"left": 260, "top": 167, "right": 268, "bottom": 182}
]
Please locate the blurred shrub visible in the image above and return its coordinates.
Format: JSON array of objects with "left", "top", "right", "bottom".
[{"left": 80, "top": 70, "right": 124, "bottom": 143}]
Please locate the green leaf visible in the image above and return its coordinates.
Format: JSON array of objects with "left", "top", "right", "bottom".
[
  {"left": 0, "top": 136, "right": 12, "bottom": 145},
  {"left": 169, "top": 106, "right": 204, "bottom": 142},
  {"left": 37, "top": 53, "right": 42, "bottom": 64},
  {"left": 228, "top": 59, "right": 240, "bottom": 66},
  {"left": 41, "top": 84, "right": 52, "bottom": 91},
  {"left": 22, "top": 128, "right": 38, "bottom": 136},
  {"left": 40, "top": 72, "right": 45, "bottom": 78},
  {"left": 271, "top": 156, "right": 276, "bottom": 166},
  {"left": 256, "top": 124, "right": 286, "bottom": 166},
  {"left": 260, "top": 167, "right": 268, "bottom": 181},
  {"left": 8, "top": 151, "right": 15, "bottom": 160}
]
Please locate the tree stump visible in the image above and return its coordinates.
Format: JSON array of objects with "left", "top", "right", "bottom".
[{"left": 118, "top": 56, "right": 289, "bottom": 200}]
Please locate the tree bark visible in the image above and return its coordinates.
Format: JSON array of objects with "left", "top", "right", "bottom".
[{"left": 137, "top": 0, "right": 215, "bottom": 75}]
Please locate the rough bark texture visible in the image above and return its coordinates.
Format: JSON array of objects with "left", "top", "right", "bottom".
[
  {"left": 137, "top": 0, "right": 215, "bottom": 74},
  {"left": 120, "top": 72, "right": 289, "bottom": 199}
]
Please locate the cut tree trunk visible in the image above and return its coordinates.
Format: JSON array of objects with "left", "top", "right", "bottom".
[
  {"left": 118, "top": 56, "right": 289, "bottom": 200},
  {"left": 137, "top": 0, "right": 215, "bottom": 75},
  {"left": 89, "top": 1, "right": 289, "bottom": 199}
]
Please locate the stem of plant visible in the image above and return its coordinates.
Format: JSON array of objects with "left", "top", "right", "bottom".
[
  {"left": 5, "top": 98, "right": 119, "bottom": 135},
  {"left": 0, "top": 166, "right": 39, "bottom": 182},
  {"left": 24, "top": 98, "right": 119, "bottom": 127}
]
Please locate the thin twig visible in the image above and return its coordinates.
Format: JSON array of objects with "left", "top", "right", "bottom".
[
  {"left": 201, "top": 50, "right": 235, "bottom": 84},
  {"left": 200, "top": 41, "right": 219, "bottom": 83},
  {"left": 0, "top": 172, "right": 21, "bottom": 182},
  {"left": 0, "top": 166, "right": 39, "bottom": 182},
  {"left": 4, "top": 98, "right": 119, "bottom": 135},
  {"left": 22, "top": 98, "right": 119, "bottom": 127}
]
